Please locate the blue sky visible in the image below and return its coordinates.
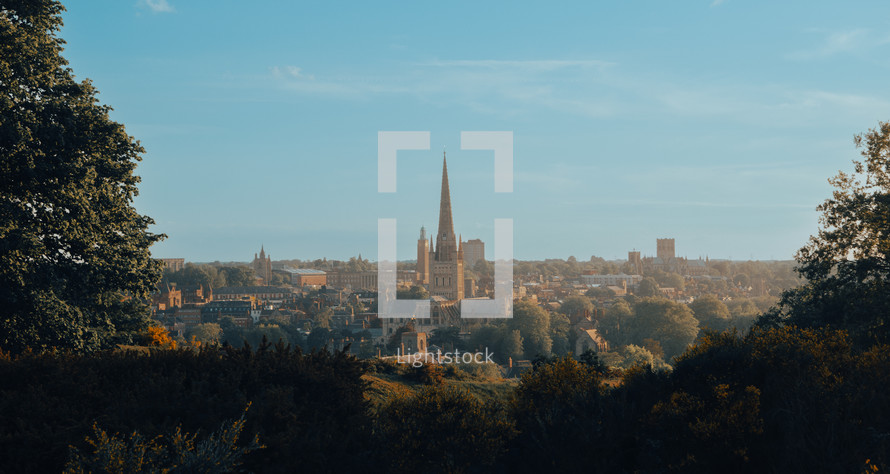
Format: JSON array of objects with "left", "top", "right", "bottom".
[{"left": 61, "top": 0, "right": 890, "bottom": 262}]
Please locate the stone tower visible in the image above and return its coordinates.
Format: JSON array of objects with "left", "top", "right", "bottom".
[
  {"left": 428, "top": 153, "right": 464, "bottom": 301},
  {"left": 252, "top": 245, "right": 272, "bottom": 284},
  {"left": 656, "top": 238, "right": 675, "bottom": 261},
  {"left": 628, "top": 250, "right": 642, "bottom": 274},
  {"left": 416, "top": 226, "right": 430, "bottom": 284}
]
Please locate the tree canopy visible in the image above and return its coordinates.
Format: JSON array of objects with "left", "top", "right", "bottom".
[
  {"left": 626, "top": 297, "right": 700, "bottom": 360},
  {"left": 690, "top": 294, "right": 731, "bottom": 332},
  {"left": 762, "top": 121, "right": 890, "bottom": 346},
  {"left": 636, "top": 277, "right": 660, "bottom": 297},
  {"left": 0, "top": 0, "right": 163, "bottom": 352}
]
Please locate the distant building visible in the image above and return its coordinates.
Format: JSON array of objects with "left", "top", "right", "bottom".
[
  {"left": 627, "top": 251, "right": 642, "bottom": 275},
  {"left": 574, "top": 328, "right": 609, "bottom": 354},
  {"left": 326, "top": 271, "right": 378, "bottom": 290},
  {"left": 153, "top": 283, "right": 182, "bottom": 310},
  {"left": 201, "top": 300, "right": 253, "bottom": 325},
  {"left": 636, "top": 238, "right": 710, "bottom": 277},
  {"left": 401, "top": 331, "right": 428, "bottom": 353},
  {"left": 251, "top": 246, "right": 272, "bottom": 284},
  {"left": 426, "top": 154, "right": 464, "bottom": 301},
  {"left": 580, "top": 273, "right": 642, "bottom": 288},
  {"left": 181, "top": 284, "right": 212, "bottom": 305},
  {"left": 282, "top": 268, "right": 327, "bottom": 286},
  {"left": 463, "top": 239, "right": 485, "bottom": 269},
  {"left": 214, "top": 286, "right": 292, "bottom": 302},
  {"left": 416, "top": 227, "right": 430, "bottom": 285},
  {"left": 657, "top": 238, "right": 675, "bottom": 261},
  {"left": 159, "top": 258, "right": 185, "bottom": 272}
]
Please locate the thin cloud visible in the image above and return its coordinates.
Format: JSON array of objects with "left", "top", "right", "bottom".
[
  {"left": 788, "top": 28, "right": 890, "bottom": 60},
  {"left": 710, "top": 0, "right": 727, "bottom": 7},
  {"left": 271, "top": 66, "right": 314, "bottom": 80},
  {"left": 260, "top": 56, "right": 889, "bottom": 127},
  {"left": 421, "top": 59, "right": 615, "bottom": 70},
  {"left": 138, "top": 0, "right": 174, "bottom": 13}
]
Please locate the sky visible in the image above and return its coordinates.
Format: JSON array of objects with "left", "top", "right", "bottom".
[{"left": 59, "top": 0, "right": 890, "bottom": 262}]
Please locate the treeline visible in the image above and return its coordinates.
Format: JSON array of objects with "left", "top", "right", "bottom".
[
  {"left": 1, "top": 326, "right": 887, "bottom": 473},
  {"left": 161, "top": 263, "right": 260, "bottom": 289},
  {"left": 184, "top": 315, "right": 379, "bottom": 358}
]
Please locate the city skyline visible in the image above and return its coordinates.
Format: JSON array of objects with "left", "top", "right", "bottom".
[{"left": 58, "top": 1, "right": 890, "bottom": 261}]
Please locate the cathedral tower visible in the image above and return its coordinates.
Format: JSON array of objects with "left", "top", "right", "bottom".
[{"left": 428, "top": 153, "right": 464, "bottom": 301}]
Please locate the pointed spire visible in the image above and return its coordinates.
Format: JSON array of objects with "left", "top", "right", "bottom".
[{"left": 437, "top": 151, "right": 455, "bottom": 243}]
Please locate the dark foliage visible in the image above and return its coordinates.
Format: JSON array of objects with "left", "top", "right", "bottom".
[
  {"left": 374, "top": 385, "right": 515, "bottom": 474},
  {"left": 0, "top": 343, "right": 370, "bottom": 473}
]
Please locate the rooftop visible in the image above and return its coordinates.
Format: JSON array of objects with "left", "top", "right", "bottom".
[{"left": 281, "top": 268, "right": 327, "bottom": 275}]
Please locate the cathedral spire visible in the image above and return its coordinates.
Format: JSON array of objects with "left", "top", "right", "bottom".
[{"left": 438, "top": 152, "right": 455, "bottom": 242}]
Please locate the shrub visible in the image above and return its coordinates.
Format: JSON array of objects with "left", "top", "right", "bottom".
[{"left": 64, "top": 405, "right": 262, "bottom": 473}]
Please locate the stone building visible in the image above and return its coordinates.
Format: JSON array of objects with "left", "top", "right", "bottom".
[
  {"left": 416, "top": 227, "right": 430, "bottom": 285},
  {"left": 424, "top": 154, "right": 464, "bottom": 302},
  {"left": 159, "top": 258, "right": 185, "bottom": 272},
  {"left": 462, "top": 239, "right": 485, "bottom": 269},
  {"left": 252, "top": 246, "right": 272, "bottom": 284}
]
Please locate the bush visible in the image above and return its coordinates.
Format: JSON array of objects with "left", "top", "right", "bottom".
[{"left": 64, "top": 405, "right": 262, "bottom": 473}]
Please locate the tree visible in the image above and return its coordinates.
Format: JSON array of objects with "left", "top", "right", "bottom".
[
  {"left": 0, "top": 1, "right": 164, "bottom": 353},
  {"left": 269, "top": 272, "right": 289, "bottom": 287},
  {"left": 627, "top": 297, "right": 699, "bottom": 360},
  {"left": 558, "top": 295, "right": 593, "bottom": 322},
  {"left": 636, "top": 277, "right": 660, "bottom": 297},
  {"left": 618, "top": 344, "right": 670, "bottom": 371},
  {"left": 549, "top": 312, "right": 572, "bottom": 356},
  {"left": 218, "top": 315, "right": 243, "bottom": 346},
  {"left": 510, "top": 357, "right": 611, "bottom": 471},
  {"left": 727, "top": 298, "right": 758, "bottom": 319},
  {"left": 186, "top": 323, "right": 222, "bottom": 344},
  {"left": 690, "top": 294, "right": 731, "bottom": 332},
  {"left": 242, "top": 324, "right": 289, "bottom": 348},
  {"left": 220, "top": 266, "right": 255, "bottom": 287},
  {"left": 598, "top": 299, "right": 632, "bottom": 347},
  {"left": 653, "top": 270, "right": 686, "bottom": 291},
  {"left": 509, "top": 301, "right": 552, "bottom": 359},
  {"left": 762, "top": 121, "right": 890, "bottom": 345},
  {"left": 501, "top": 329, "right": 524, "bottom": 363},
  {"left": 376, "top": 386, "right": 514, "bottom": 472},
  {"left": 585, "top": 286, "right": 616, "bottom": 299},
  {"left": 429, "top": 325, "right": 462, "bottom": 351},
  {"left": 467, "top": 325, "right": 523, "bottom": 364},
  {"left": 396, "top": 285, "right": 429, "bottom": 300},
  {"left": 307, "top": 327, "right": 332, "bottom": 350},
  {"left": 314, "top": 307, "right": 333, "bottom": 329},
  {"left": 473, "top": 259, "right": 494, "bottom": 278},
  {"left": 140, "top": 325, "right": 176, "bottom": 349}
]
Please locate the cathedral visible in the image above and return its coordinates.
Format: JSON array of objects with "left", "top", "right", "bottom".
[
  {"left": 378, "top": 153, "right": 465, "bottom": 338},
  {"left": 416, "top": 154, "right": 464, "bottom": 302},
  {"left": 252, "top": 246, "right": 272, "bottom": 285}
]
